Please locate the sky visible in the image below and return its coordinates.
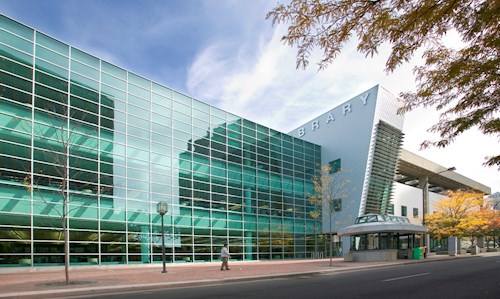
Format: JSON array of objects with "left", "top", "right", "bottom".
[{"left": 1, "top": 0, "right": 498, "bottom": 193}]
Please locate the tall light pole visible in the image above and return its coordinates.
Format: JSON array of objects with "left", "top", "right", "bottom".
[
  {"left": 422, "top": 166, "right": 456, "bottom": 256},
  {"left": 156, "top": 201, "right": 168, "bottom": 273}
]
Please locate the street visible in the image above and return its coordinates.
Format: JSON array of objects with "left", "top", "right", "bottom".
[{"left": 63, "top": 255, "right": 500, "bottom": 299}]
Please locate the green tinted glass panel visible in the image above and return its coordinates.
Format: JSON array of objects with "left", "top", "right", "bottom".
[
  {"left": 35, "top": 71, "right": 67, "bottom": 91},
  {"left": 71, "top": 72, "right": 99, "bottom": 90},
  {"left": 212, "top": 108, "right": 225, "bottom": 120},
  {"left": 0, "top": 15, "right": 33, "bottom": 40},
  {"left": 70, "top": 107, "right": 98, "bottom": 124},
  {"left": 71, "top": 60, "right": 99, "bottom": 80},
  {"left": 101, "top": 106, "right": 113, "bottom": 119},
  {"left": 173, "top": 101, "right": 190, "bottom": 115},
  {"left": 33, "top": 202, "right": 63, "bottom": 217},
  {"left": 34, "top": 99, "right": 66, "bottom": 118},
  {"left": 0, "top": 43, "right": 33, "bottom": 66},
  {"left": 172, "top": 91, "right": 191, "bottom": 106},
  {"left": 152, "top": 82, "right": 171, "bottom": 98},
  {"left": 36, "top": 32, "right": 68, "bottom": 56},
  {"left": 102, "top": 72, "right": 126, "bottom": 90},
  {"left": 329, "top": 159, "right": 341, "bottom": 173},
  {"left": 101, "top": 84, "right": 126, "bottom": 101},
  {"left": 35, "top": 58, "right": 68, "bottom": 79},
  {"left": 152, "top": 93, "right": 171, "bottom": 108},
  {"left": 35, "top": 84, "right": 67, "bottom": 103},
  {"left": 70, "top": 84, "right": 98, "bottom": 102},
  {"left": 128, "top": 83, "right": 150, "bottom": 99},
  {"left": 70, "top": 96, "right": 98, "bottom": 114},
  {"left": 69, "top": 206, "right": 98, "bottom": 219},
  {"left": 0, "top": 29, "right": 33, "bottom": 53},
  {"left": 0, "top": 140, "right": 31, "bottom": 158},
  {"left": 128, "top": 73, "right": 149, "bottom": 90},
  {"left": 0, "top": 71, "right": 31, "bottom": 92},
  {"left": 172, "top": 111, "right": 190, "bottom": 125},
  {"left": 128, "top": 94, "right": 148, "bottom": 107},
  {"left": 70, "top": 47, "right": 99, "bottom": 69},
  {"left": 100, "top": 95, "right": 114, "bottom": 110},
  {"left": 192, "top": 102, "right": 208, "bottom": 115},
  {"left": 101, "top": 61, "right": 126, "bottom": 80},
  {"left": 35, "top": 45, "right": 68, "bottom": 68},
  {"left": 0, "top": 56, "right": 32, "bottom": 79},
  {"left": 0, "top": 198, "right": 31, "bottom": 214}
]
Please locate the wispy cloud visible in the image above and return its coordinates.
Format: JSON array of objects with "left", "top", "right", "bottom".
[
  {"left": 186, "top": 18, "right": 498, "bottom": 190},
  {"left": 2, "top": 0, "right": 496, "bottom": 191},
  {"left": 186, "top": 24, "right": 417, "bottom": 132}
]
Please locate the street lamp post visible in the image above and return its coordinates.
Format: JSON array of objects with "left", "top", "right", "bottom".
[
  {"left": 156, "top": 201, "right": 168, "bottom": 273},
  {"left": 422, "top": 166, "right": 456, "bottom": 256}
]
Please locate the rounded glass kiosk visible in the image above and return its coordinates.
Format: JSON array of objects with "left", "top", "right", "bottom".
[{"left": 338, "top": 214, "right": 426, "bottom": 262}]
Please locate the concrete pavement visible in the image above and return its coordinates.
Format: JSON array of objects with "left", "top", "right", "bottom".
[{"left": 1, "top": 252, "right": 497, "bottom": 299}]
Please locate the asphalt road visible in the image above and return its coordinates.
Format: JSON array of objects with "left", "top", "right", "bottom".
[{"left": 65, "top": 255, "right": 500, "bottom": 299}]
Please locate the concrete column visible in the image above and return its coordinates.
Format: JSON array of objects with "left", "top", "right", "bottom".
[
  {"left": 341, "top": 235, "right": 350, "bottom": 256},
  {"left": 448, "top": 236, "right": 458, "bottom": 256},
  {"left": 418, "top": 176, "right": 429, "bottom": 220},
  {"left": 477, "top": 237, "right": 485, "bottom": 248},
  {"left": 418, "top": 176, "right": 430, "bottom": 251}
]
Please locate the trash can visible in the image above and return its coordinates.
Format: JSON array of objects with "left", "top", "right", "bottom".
[{"left": 413, "top": 247, "right": 422, "bottom": 259}]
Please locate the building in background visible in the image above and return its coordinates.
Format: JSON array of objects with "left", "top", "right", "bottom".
[
  {"left": 291, "top": 85, "right": 406, "bottom": 234},
  {"left": 488, "top": 192, "right": 500, "bottom": 211},
  {"left": 292, "top": 86, "right": 489, "bottom": 256},
  {"left": 0, "top": 15, "right": 490, "bottom": 267}
]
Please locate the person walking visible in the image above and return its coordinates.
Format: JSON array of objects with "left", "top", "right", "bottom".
[{"left": 220, "top": 243, "right": 230, "bottom": 270}]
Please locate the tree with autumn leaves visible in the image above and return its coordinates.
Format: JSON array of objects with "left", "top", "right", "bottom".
[
  {"left": 267, "top": 0, "right": 499, "bottom": 168},
  {"left": 309, "top": 164, "right": 350, "bottom": 265},
  {"left": 425, "top": 190, "right": 500, "bottom": 247}
]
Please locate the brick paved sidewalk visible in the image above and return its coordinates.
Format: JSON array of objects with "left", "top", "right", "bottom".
[{"left": 0, "top": 253, "right": 492, "bottom": 299}]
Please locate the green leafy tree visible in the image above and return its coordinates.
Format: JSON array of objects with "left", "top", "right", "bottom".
[
  {"left": 309, "top": 165, "right": 350, "bottom": 266},
  {"left": 267, "top": 0, "right": 499, "bottom": 167}
]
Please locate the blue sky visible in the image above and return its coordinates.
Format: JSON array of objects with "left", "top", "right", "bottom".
[
  {"left": 1, "top": 0, "right": 273, "bottom": 92},
  {"left": 1, "top": 0, "right": 498, "bottom": 192}
]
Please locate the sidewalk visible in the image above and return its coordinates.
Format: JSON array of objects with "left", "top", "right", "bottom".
[{"left": 1, "top": 252, "right": 496, "bottom": 299}]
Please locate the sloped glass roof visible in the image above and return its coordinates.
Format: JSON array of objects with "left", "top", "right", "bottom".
[{"left": 354, "top": 214, "right": 410, "bottom": 224}]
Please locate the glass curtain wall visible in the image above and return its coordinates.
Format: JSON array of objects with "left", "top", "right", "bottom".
[{"left": 0, "top": 15, "right": 322, "bottom": 267}]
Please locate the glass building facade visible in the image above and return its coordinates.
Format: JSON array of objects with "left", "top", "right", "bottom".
[{"left": 0, "top": 15, "right": 324, "bottom": 267}]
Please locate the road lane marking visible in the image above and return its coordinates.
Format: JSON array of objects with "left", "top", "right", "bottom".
[{"left": 382, "top": 272, "right": 431, "bottom": 282}]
